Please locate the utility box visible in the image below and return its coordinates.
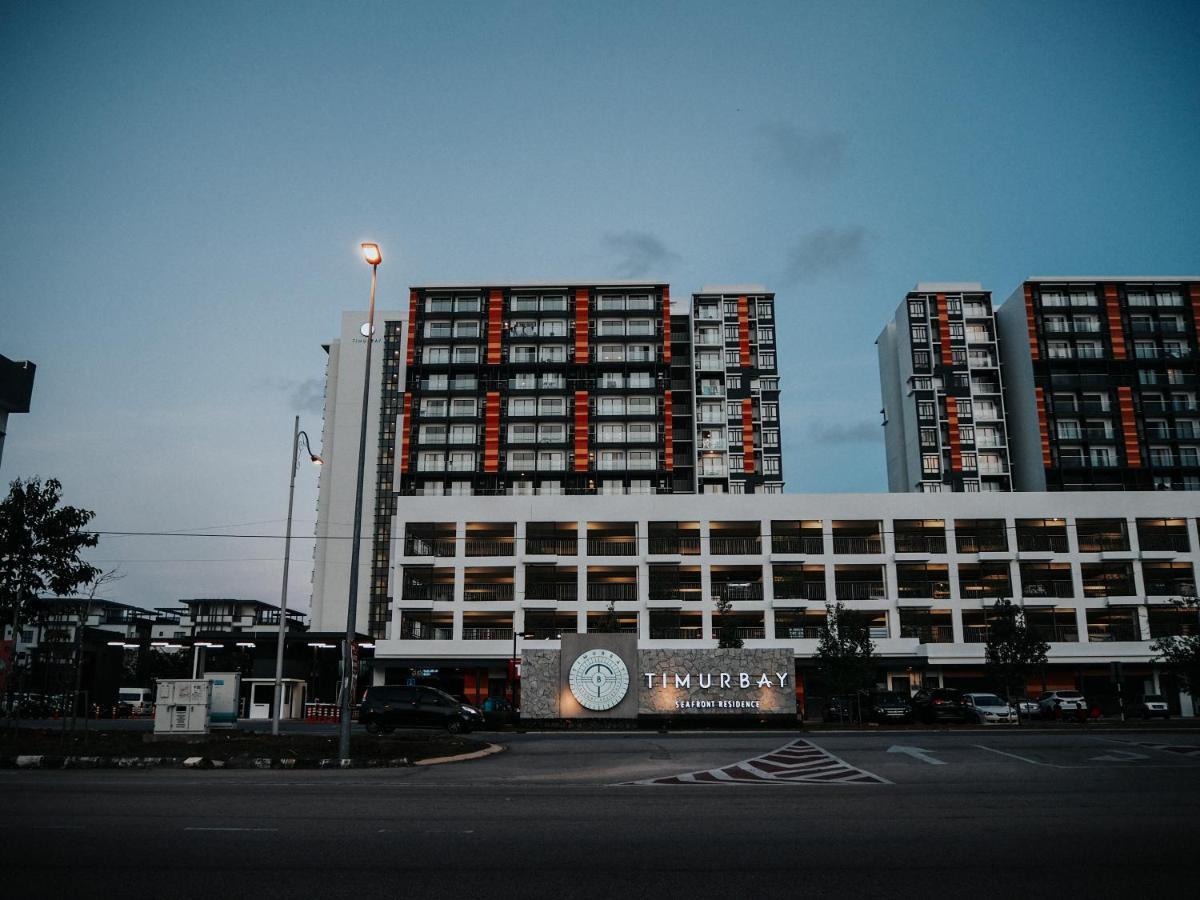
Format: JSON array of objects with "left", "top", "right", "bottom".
[
  {"left": 154, "top": 679, "right": 212, "bottom": 735},
  {"left": 204, "top": 672, "right": 241, "bottom": 728}
]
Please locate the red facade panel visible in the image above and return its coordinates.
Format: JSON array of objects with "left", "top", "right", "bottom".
[
  {"left": 741, "top": 398, "right": 755, "bottom": 473},
  {"left": 737, "top": 296, "right": 751, "bottom": 368},
  {"left": 483, "top": 392, "right": 500, "bottom": 472},
  {"left": 936, "top": 294, "right": 954, "bottom": 367},
  {"left": 399, "top": 392, "right": 412, "bottom": 473},
  {"left": 487, "top": 289, "right": 504, "bottom": 364},
  {"left": 1189, "top": 284, "right": 1200, "bottom": 333},
  {"left": 574, "top": 391, "right": 589, "bottom": 472},
  {"left": 1118, "top": 386, "right": 1140, "bottom": 467},
  {"left": 574, "top": 288, "right": 589, "bottom": 364},
  {"left": 405, "top": 289, "right": 418, "bottom": 367},
  {"left": 661, "top": 285, "right": 671, "bottom": 363},
  {"left": 663, "top": 390, "right": 674, "bottom": 472},
  {"left": 946, "top": 397, "right": 962, "bottom": 472},
  {"left": 1105, "top": 284, "right": 1126, "bottom": 360},
  {"left": 1023, "top": 284, "right": 1039, "bottom": 361},
  {"left": 1034, "top": 387, "right": 1051, "bottom": 468}
]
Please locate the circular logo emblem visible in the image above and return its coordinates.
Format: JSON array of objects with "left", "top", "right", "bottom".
[{"left": 568, "top": 649, "right": 630, "bottom": 711}]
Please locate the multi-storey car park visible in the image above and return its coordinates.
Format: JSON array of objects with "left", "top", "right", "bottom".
[
  {"left": 878, "top": 284, "right": 1013, "bottom": 492},
  {"left": 996, "top": 277, "right": 1200, "bottom": 491}
]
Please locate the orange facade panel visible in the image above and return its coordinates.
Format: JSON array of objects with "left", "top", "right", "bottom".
[
  {"left": 737, "top": 296, "right": 751, "bottom": 368},
  {"left": 1189, "top": 284, "right": 1200, "bottom": 333},
  {"left": 1118, "top": 386, "right": 1141, "bottom": 467},
  {"left": 741, "top": 398, "right": 755, "bottom": 473},
  {"left": 483, "top": 392, "right": 500, "bottom": 472},
  {"left": 487, "top": 289, "right": 504, "bottom": 364},
  {"left": 399, "top": 392, "right": 412, "bottom": 473},
  {"left": 663, "top": 390, "right": 674, "bottom": 472},
  {"left": 1104, "top": 284, "right": 1125, "bottom": 360},
  {"left": 574, "top": 288, "right": 589, "bottom": 364},
  {"left": 936, "top": 293, "right": 954, "bottom": 366},
  {"left": 1034, "top": 387, "right": 1051, "bottom": 468},
  {"left": 405, "top": 289, "right": 418, "bottom": 366},
  {"left": 661, "top": 286, "right": 671, "bottom": 363},
  {"left": 1023, "top": 284, "right": 1039, "bottom": 361},
  {"left": 946, "top": 397, "right": 962, "bottom": 472},
  {"left": 574, "top": 391, "right": 589, "bottom": 472}
]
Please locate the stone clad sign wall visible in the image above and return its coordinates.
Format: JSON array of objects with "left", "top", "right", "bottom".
[
  {"left": 638, "top": 648, "right": 796, "bottom": 716},
  {"left": 520, "top": 643, "right": 796, "bottom": 719}
]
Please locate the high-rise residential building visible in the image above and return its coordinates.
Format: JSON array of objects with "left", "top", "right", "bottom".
[
  {"left": 691, "top": 288, "right": 785, "bottom": 494},
  {"left": 877, "top": 284, "right": 1013, "bottom": 493},
  {"left": 996, "top": 277, "right": 1200, "bottom": 492}
]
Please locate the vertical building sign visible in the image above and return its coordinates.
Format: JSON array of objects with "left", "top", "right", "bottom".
[
  {"left": 936, "top": 294, "right": 954, "bottom": 367},
  {"left": 1104, "top": 284, "right": 1126, "bottom": 360},
  {"left": 575, "top": 288, "right": 589, "bottom": 364},
  {"left": 1023, "top": 284, "right": 1040, "bottom": 361},
  {"left": 405, "top": 289, "right": 418, "bottom": 367},
  {"left": 737, "top": 296, "right": 751, "bottom": 368},
  {"left": 661, "top": 286, "right": 671, "bottom": 363}
]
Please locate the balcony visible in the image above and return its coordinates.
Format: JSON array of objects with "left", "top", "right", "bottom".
[
  {"left": 1021, "top": 581, "right": 1075, "bottom": 599},
  {"left": 462, "top": 626, "right": 514, "bottom": 641},
  {"left": 400, "top": 626, "right": 455, "bottom": 641},
  {"left": 712, "top": 583, "right": 764, "bottom": 602},
  {"left": 648, "top": 627, "right": 704, "bottom": 640},
  {"left": 524, "top": 582, "right": 578, "bottom": 602},
  {"left": 401, "top": 584, "right": 455, "bottom": 603},
  {"left": 1016, "top": 534, "right": 1069, "bottom": 553},
  {"left": 1086, "top": 625, "right": 1141, "bottom": 643},
  {"left": 894, "top": 535, "right": 947, "bottom": 554},
  {"left": 405, "top": 537, "right": 457, "bottom": 557},
  {"left": 832, "top": 536, "right": 883, "bottom": 554},
  {"left": 587, "top": 583, "right": 638, "bottom": 602},
  {"left": 772, "top": 580, "right": 826, "bottom": 601},
  {"left": 648, "top": 536, "right": 702, "bottom": 555},
  {"left": 776, "top": 625, "right": 824, "bottom": 640},
  {"left": 899, "top": 625, "right": 955, "bottom": 644},
  {"left": 586, "top": 538, "right": 638, "bottom": 556},
  {"left": 465, "top": 539, "right": 515, "bottom": 557},
  {"left": 462, "top": 583, "right": 514, "bottom": 602},
  {"left": 896, "top": 581, "right": 951, "bottom": 600},
  {"left": 1144, "top": 580, "right": 1196, "bottom": 598},
  {"left": 526, "top": 538, "right": 577, "bottom": 556},
  {"left": 710, "top": 536, "right": 762, "bottom": 555},
  {"left": 834, "top": 582, "right": 886, "bottom": 601},
  {"left": 772, "top": 535, "right": 825, "bottom": 554}
]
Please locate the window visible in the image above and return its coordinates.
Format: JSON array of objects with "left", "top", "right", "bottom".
[
  {"left": 454, "top": 321, "right": 480, "bottom": 338},
  {"left": 911, "top": 325, "right": 929, "bottom": 342},
  {"left": 537, "top": 480, "right": 563, "bottom": 495},
  {"left": 450, "top": 398, "right": 477, "bottom": 417},
  {"left": 509, "top": 319, "right": 538, "bottom": 338},
  {"left": 908, "top": 299, "right": 925, "bottom": 317},
  {"left": 628, "top": 450, "right": 655, "bottom": 470},
  {"left": 511, "top": 480, "right": 535, "bottom": 496},
  {"left": 539, "top": 345, "right": 567, "bottom": 363},
  {"left": 1090, "top": 446, "right": 1117, "bottom": 467},
  {"left": 538, "top": 396, "right": 566, "bottom": 416},
  {"left": 537, "top": 450, "right": 566, "bottom": 470},
  {"left": 627, "top": 294, "right": 654, "bottom": 311},
  {"left": 1047, "top": 342, "right": 1071, "bottom": 359},
  {"left": 508, "top": 424, "right": 536, "bottom": 443},
  {"left": 726, "top": 374, "right": 742, "bottom": 390},
  {"left": 923, "top": 455, "right": 940, "bottom": 475},
  {"left": 600, "top": 372, "right": 623, "bottom": 389},
  {"left": 913, "top": 350, "right": 931, "bottom": 368},
  {"left": 508, "top": 450, "right": 535, "bottom": 470},
  {"left": 426, "top": 296, "right": 453, "bottom": 313},
  {"left": 597, "top": 295, "right": 624, "bottom": 311},
  {"left": 758, "top": 301, "right": 773, "bottom": 319},
  {"left": 447, "top": 451, "right": 475, "bottom": 471},
  {"left": 511, "top": 295, "right": 538, "bottom": 312},
  {"left": 1180, "top": 447, "right": 1200, "bottom": 467},
  {"left": 419, "top": 424, "right": 447, "bottom": 444},
  {"left": 627, "top": 396, "right": 655, "bottom": 415},
  {"left": 424, "top": 321, "right": 452, "bottom": 338},
  {"left": 511, "top": 373, "right": 536, "bottom": 390},
  {"left": 424, "top": 346, "right": 450, "bottom": 364},
  {"left": 598, "top": 397, "right": 625, "bottom": 415},
  {"left": 1150, "top": 446, "right": 1175, "bottom": 467},
  {"left": 763, "top": 456, "right": 781, "bottom": 475},
  {"left": 540, "top": 320, "right": 567, "bottom": 337},
  {"left": 598, "top": 423, "right": 625, "bottom": 443},
  {"left": 627, "top": 319, "right": 654, "bottom": 336},
  {"left": 600, "top": 479, "right": 624, "bottom": 494},
  {"left": 728, "top": 402, "right": 742, "bottom": 419},
  {"left": 725, "top": 350, "right": 742, "bottom": 366},
  {"left": 958, "top": 425, "right": 975, "bottom": 443},
  {"left": 417, "top": 452, "right": 445, "bottom": 472},
  {"left": 452, "top": 346, "right": 479, "bottom": 364},
  {"left": 541, "top": 295, "right": 569, "bottom": 311},
  {"left": 424, "top": 373, "right": 449, "bottom": 390},
  {"left": 724, "top": 301, "right": 738, "bottom": 317},
  {"left": 948, "top": 323, "right": 965, "bottom": 340},
  {"left": 763, "top": 429, "right": 780, "bottom": 447},
  {"left": 960, "top": 452, "right": 977, "bottom": 470},
  {"left": 957, "top": 400, "right": 973, "bottom": 418},
  {"left": 598, "top": 319, "right": 624, "bottom": 336},
  {"left": 758, "top": 327, "right": 774, "bottom": 343},
  {"left": 449, "top": 425, "right": 476, "bottom": 444},
  {"left": 946, "top": 298, "right": 962, "bottom": 314},
  {"left": 762, "top": 403, "right": 778, "bottom": 421},
  {"left": 454, "top": 296, "right": 481, "bottom": 312},
  {"left": 449, "top": 481, "right": 472, "bottom": 496},
  {"left": 538, "top": 423, "right": 566, "bottom": 443},
  {"left": 759, "top": 352, "right": 776, "bottom": 368},
  {"left": 418, "top": 481, "right": 443, "bottom": 496},
  {"left": 912, "top": 377, "right": 932, "bottom": 391},
  {"left": 420, "top": 399, "right": 447, "bottom": 417},
  {"left": 629, "top": 479, "right": 653, "bottom": 494},
  {"left": 540, "top": 373, "right": 564, "bottom": 389},
  {"left": 918, "top": 401, "right": 935, "bottom": 420},
  {"left": 598, "top": 450, "right": 625, "bottom": 471},
  {"left": 729, "top": 453, "right": 744, "bottom": 470},
  {"left": 508, "top": 398, "right": 535, "bottom": 416},
  {"left": 628, "top": 372, "right": 652, "bottom": 389},
  {"left": 599, "top": 345, "right": 624, "bottom": 362},
  {"left": 511, "top": 345, "right": 537, "bottom": 363},
  {"left": 628, "top": 423, "right": 655, "bottom": 442},
  {"left": 725, "top": 324, "right": 740, "bottom": 341}
]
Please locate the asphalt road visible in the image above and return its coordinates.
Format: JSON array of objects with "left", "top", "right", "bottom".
[{"left": 4, "top": 729, "right": 1198, "bottom": 899}]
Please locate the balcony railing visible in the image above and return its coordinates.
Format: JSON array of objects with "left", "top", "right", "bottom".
[
  {"left": 1144, "top": 580, "right": 1196, "bottom": 597},
  {"left": 648, "top": 627, "right": 704, "bottom": 640},
  {"left": 897, "top": 581, "right": 951, "bottom": 599},
  {"left": 1077, "top": 536, "right": 1130, "bottom": 552},
  {"left": 733, "top": 626, "right": 766, "bottom": 640},
  {"left": 402, "top": 584, "right": 455, "bottom": 603},
  {"left": 523, "top": 627, "right": 565, "bottom": 640},
  {"left": 526, "top": 538, "right": 578, "bottom": 555},
  {"left": 462, "top": 626, "right": 513, "bottom": 641},
  {"left": 586, "top": 538, "right": 638, "bottom": 556},
  {"left": 1086, "top": 625, "right": 1141, "bottom": 642},
  {"left": 899, "top": 625, "right": 955, "bottom": 644},
  {"left": 587, "top": 584, "right": 638, "bottom": 602},
  {"left": 776, "top": 626, "right": 824, "bottom": 640},
  {"left": 525, "top": 583, "right": 578, "bottom": 601},
  {"left": 648, "top": 536, "right": 702, "bottom": 555},
  {"left": 958, "top": 582, "right": 1012, "bottom": 598},
  {"left": 1138, "top": 535, "right": 1191, "bottom": 552},
  {"left": 1030, "top": 625, "right": 1081, "bottom": 643},
  {"left": 955, "top": 535, "right": 1008, "bottom": 553},
  {"left": 772, "top": 581, "right": 826, "bottom": 601},
  {"left": 1081, "top": 581, "right": 1134, "bottom": 598},
  {"left": 1016, "top": 534, "right": 1070, "bottom": 553},
  {"left": 400, "top": 626, "right": 454, "bottom": 641},
  {"left": 772, "top": 536, "right": 825, "bottom": 554},
  {"left": 894, "top": 535, "right": 947, "bottom": 554},
  {"left": 834, "top": 582, "right": 886, "bottom": 600},
  {"left": 711, "top": 583, "right": 763, "bottom": 601},
  {"left": 710, "top": 537, "right": 762, "bottom": 555},
  {"left": 462, "top": 584, "right": 514, "bottom": 602},
  {"left": 832, "top": 536, "right": 883, "bottom": 554},
  {"left": 1021, "top": 581, "right": 1075, "bottom": 598},
  {"left": 1148, "top": 622, "right": 1199, "bottom": 638},
  {"left": 465, "top": 539, "right": 515, "bottom": 557},
  {"left": 405, "top": 538, "right": 456, "bottom": 557}
]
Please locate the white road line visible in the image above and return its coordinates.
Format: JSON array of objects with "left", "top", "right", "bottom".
[
  {"left": 183, "top": 827, "right": 278, "bottom": 832},
  {"left": 974, "top": 744, "right": 1074, "bottom": 768},
  {"left": 31, "top": 825, "right": 84, "bottom": 830}
]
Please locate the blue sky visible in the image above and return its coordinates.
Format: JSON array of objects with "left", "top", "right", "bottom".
[{"left": 3, "top": 0, "right": 1198, "bottom": 613}]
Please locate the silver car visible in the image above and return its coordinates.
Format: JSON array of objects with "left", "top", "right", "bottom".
[
  {"left": 963, "top": 692, "right": 1018, "bottom": 724},
  {"left": 1038, "top": 690, "right": 1088, "bottom": 718}
]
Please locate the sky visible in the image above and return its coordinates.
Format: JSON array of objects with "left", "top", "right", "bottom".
[{"left": 2, "top": 0, "right": 1198, "bottom": 615}]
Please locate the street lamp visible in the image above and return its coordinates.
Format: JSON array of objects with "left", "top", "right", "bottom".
[
  {"left": 272, "top": 417, "right": 322, "bottom": 737},
  {"left": 339, "top": 242, "right": 381, "bottom": 761}
]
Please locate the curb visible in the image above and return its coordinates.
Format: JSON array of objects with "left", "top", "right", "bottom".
[{"left": 413, "top": 743, "right": 505, "bottom": 766}]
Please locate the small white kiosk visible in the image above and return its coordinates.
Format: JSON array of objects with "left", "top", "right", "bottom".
[{"left": 243, "top": 678, "right": 307, "bottom": 720}]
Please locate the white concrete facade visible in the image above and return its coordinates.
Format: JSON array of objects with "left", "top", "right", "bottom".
[{"left": 373, "top": 490, "right": 1200, "bottom": 673}]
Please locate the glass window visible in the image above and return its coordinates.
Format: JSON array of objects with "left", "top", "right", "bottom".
[
  {"left": 627, "top": 397, "right": 654, "bottom": 415},
  {"left": 454, "top": 321, "right": 480, "bottom": 338},
  {"left": 419, "top": 424, "right": 447, "bottom": 444},
  {"left": 628, "top": 450, "right": 656, "bottom": 470},
  {"left": 449, "top": 425, "right": 476, "bottom": 444},
  {"left": 598, "top": 423, "right": 625, "bottom": 443},
  {"left": 424, "top": 346, "right": 450, "bottom": 364},
  {"left": 452, "top": 346, "right": 479, "bottom": 364},
  {"left": 598, "top": 397, "right": 625, "bottom": 415},
  {"left": 450, "top": 398, "right": 476, "bottom": 417},
  {"left": 538, "top": 396, "right": 566, "bottom": 416},
  {"left": 628, "top": 372, "right": 652, "bottom": 388},
  {"left": 540, "top": 320, "right": 567, "bottom": 337},
  {"left": 417, "top": 452, "right": 445, "bottom": 472},
  {"left": 447, "top": 451, "right": 475, "bottom": 471},
  {"left": 508, "top": 450, "right": 535, "bottom": 470},
  {"left": 508, "top": 397, "right": 536, "bottom": 416},
  {"left": 420, "top": 399, "right": 447, "bottom": 417},
  {"left": 508, "top": 424, "right": 536, "bottom": 443},
  {"left": 537, "top": 451, "right": 566, "bottom": 471}
]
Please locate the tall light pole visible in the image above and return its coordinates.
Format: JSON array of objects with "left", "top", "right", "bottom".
[
  {"left": 272, "top": 416, "right": 322, "bottom": 736},
  {"left": 340, "top": 241, "right": 382, "bottom": 761}
]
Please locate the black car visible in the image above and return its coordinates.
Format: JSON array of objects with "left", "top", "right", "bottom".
[
  {"left": 359, "top": 685, "right": 484, "bottom": 735},
  {"left": 911, "top": 687, "right": 968, "bottom": 724},
  {"left": 822, "top": 692, "right": 868, "bottom": 723},
  {"left": 867, "top": 691, "right": 914, "bottom": 724}
]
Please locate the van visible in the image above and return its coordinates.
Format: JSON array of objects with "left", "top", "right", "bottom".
[{"left": 118, "top": 687, "right": 154, "bottom": 717}]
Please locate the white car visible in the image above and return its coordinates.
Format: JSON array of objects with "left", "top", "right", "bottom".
[
  {"left": 962, "top": 693, "right": 1018, "bottom": 724},
  {"left": 1037, "top": 690, "right": 1087, "bottom": 719}
]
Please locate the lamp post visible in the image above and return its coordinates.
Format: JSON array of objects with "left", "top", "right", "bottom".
[
  {"left": 510, "top": 630, "right": 532, "bottom": 704},
  {"left": 272, "top": 416, "right": 322, "bottom": 736},
  {"left": 339, "top": 242, "right": 382, "bottom": 761}
]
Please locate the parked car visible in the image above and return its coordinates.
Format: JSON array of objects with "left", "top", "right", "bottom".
[
  {"left": 359, "top": 685, "right": 484, "bottom": 734},
  {"left": 962, "top": 693, "right": 1018, "bottom": 724},
  {"left": 911, "top": 688, "right": 968, "bottom": 724},
  {"left": 1130, "top": 694, "right": 1170, "bottom": 720},
  {"left": 822, "top": 692, "right": 868, "bottom": 723},
  {"left": 867, "top": 691, "right": 914, "bottom": 724},
  {"left": 1037, "top": 690, "right": 1087, "bottom": 719},
  {"left": 118, "top": 688, "right": 154, "bottom": 717},
  {"left": 1015, "top": 696, "right": 1040, "bottom": 718},
  {"left": 481, "top": 696, "right": 517, "bottom": 726}
]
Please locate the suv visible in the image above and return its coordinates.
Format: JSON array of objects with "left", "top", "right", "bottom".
[
  {"left": 867, "top": 691, "right": 914, "bottom": 724},
  {"left": 1037, "top": 690, "right": 1087, "bottom": 719},
  {"left": 1131, "top": 694, "right": 1170, "bottom": 720},
  {"left": 359, "top": 685, "right": 484, "bottom": 735},
  {"left": 911, "top": 688, "right": 968, "bottom": 724}
]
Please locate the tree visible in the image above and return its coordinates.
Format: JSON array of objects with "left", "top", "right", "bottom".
[
  {"left": 0, "top": 478, "right": 98, "bottom": 717},
  {"left": 814, "top": 602, "right": 876, "bottom": 715},
  {"left": 1152, "top": 594, "right": 1200, "bottom": 700},
  {"left": 714, "top": 595, "right": 743, "bottom": 649},
  {"left": 984, "top": 597, "right": 1049, "bottom": 712},
  {"left": 593, "top": 600, "right": 620, "bottom": 634}
]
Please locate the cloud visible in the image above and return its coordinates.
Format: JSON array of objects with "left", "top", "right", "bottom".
[
  {"left": 810, "top": 420, "right": 880, "bottom": 445},
  {"left": 260, "top": 377, "right": 326, "bottom": 415},
  {"left": 757, "top": 124, "right": 848, "bottom": 178},
  {"left": 601, "top": 231, "right": 680, "bottom": 278},
  {"left": 781, "top": 226, "right": 871, "bottom": 285}
]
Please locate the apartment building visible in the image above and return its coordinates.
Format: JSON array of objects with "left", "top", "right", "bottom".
[
  {"left": 996, "top": 277, "right": 1200, "bottom": 491},
  {"left": 374, "top": 492, "right": 1200, "bottom": 714},
  {"left": 691, "top": 288, "right": 785, "bottom": 494},
  {"left": 877, "top": 284, "right": 1013, "bottom": 492}
]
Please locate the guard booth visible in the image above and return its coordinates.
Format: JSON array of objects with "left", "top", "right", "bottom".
[{"left": 243, "top": 678, "right": 306, "bottom": 720}]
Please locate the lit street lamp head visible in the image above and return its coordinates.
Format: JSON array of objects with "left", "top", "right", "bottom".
[{"left": 361, "top": 242, "right": 382, "bottom": 266}]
